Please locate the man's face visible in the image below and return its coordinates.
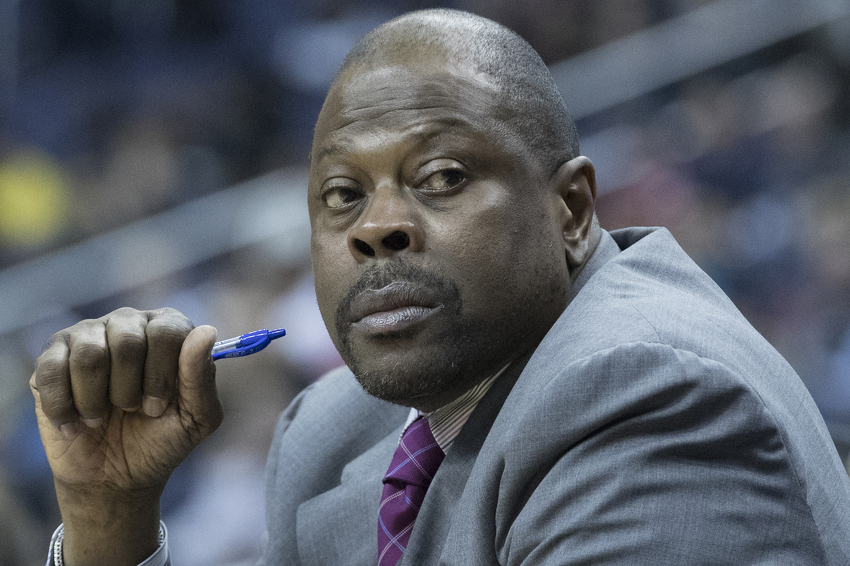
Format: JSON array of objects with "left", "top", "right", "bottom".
[{"left": 308, "top": 60, "right": 572, "bottom": 411}]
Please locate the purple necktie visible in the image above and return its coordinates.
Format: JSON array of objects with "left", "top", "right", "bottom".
[{"left": 378, "top": 417, "right": 445, "bottom": 566}]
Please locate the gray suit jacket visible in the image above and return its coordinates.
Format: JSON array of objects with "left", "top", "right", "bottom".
[{"left": 259, "top": 227, "right": 850, "bottom": 565}]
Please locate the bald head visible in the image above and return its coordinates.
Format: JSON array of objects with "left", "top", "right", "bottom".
[{"left": 335, "top": 9, "right": 579, "bottom": 172}]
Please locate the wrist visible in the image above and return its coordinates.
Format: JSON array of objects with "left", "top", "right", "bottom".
[{"left": 55, "top": 481, "right": 163, "bottom": 566}]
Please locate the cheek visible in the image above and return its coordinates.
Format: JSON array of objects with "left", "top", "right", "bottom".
[{"left": 432, "top": 194, "right": 568, "bottom": 318}]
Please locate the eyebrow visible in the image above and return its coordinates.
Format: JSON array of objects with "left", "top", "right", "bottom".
[{"left": 313, "top": 143, "right": 348, "bottom": 165}]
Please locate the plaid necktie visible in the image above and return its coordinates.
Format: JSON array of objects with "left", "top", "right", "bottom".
[{"left": 378, "top": 417, "right": 445, "bottom": 566}]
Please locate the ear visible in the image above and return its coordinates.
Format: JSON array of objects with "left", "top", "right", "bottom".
[{"left": 551, "top": 156, "right": 597, "bottom": 273}]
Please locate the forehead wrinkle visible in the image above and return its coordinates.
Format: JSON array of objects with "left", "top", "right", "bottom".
[
  {"left": 340, "top": 64, "right": 499, "bottom": 114},
  {"left": 312, "top": 67, "right": 507, "bottom": 171},
  {"left": 315, "top": 116, "right": 484, "bottom": 169},
  {"left": 337, "top": 91, "right": 485, "bottom": 127}
]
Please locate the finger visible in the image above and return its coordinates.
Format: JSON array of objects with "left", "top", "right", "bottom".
[
  {"left": 68, "top": 320, "right": 111, "bottom": 426},
  {"left": 29, "top": 371, "right": 69, "bottom": 441},
  {"left": 177, "top": 325, "right": 223, "bottom": 438},
  {"left": 143, "top": 309, "right": 194, "bottom": 417},
  {"left": 33, "top": 331, "right": 79, "bottom": 437},
  {"left": 105, "top": 308, "right": 148, "bottom": 413}
]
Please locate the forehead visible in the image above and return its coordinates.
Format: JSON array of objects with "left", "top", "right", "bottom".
[{"left": 311, "top": 64, "right": 505, "bottom": 161}]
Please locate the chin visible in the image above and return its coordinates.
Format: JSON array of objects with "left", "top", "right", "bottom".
[
  {"left": 348, "top": 346, "right": 468, "bottom": 408},
  {"left": 345, "top": 322, "right": 520, "bottom": 410}
]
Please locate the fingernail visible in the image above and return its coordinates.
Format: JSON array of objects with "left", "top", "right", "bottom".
[
  {"left": 143, "top": 396, "right": 168, "bottom": 418},
  {"left": 59, "top": 422, "right": 81, "bottom": 440},
  {"left": 82, "top": 417, "right": 103, "bottom": 429}
]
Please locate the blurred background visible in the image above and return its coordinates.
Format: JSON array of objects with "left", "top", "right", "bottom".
[{"left": 0, "top": 0, "right": 848, "bottom": 563}]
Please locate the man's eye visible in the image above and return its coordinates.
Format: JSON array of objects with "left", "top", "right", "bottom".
[
  {"left": 421, "top": 169, "right": 465, "bottom": 191},
  {"left": 323, "top": 186, "right": 361, "bottom": 208}
]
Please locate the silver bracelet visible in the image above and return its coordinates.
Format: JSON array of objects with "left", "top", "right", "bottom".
[
  {"left": 53, "top": 527, "right": 64, "bottom": 566},
  {"left": 53, "top": 522, "right": 166, "bottom": 566}
]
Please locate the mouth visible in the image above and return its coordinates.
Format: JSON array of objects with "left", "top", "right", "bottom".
[{"left": 348, "top": 281, "right": 444, "bottom": 335}]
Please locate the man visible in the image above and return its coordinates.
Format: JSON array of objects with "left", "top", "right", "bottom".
[{"left": 31, "top": 9, "right": 850, "bottom": 566}]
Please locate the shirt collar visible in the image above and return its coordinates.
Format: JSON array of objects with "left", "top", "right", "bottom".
[{"left": 403, "top": 363, "right": 509, "bottom": 453}]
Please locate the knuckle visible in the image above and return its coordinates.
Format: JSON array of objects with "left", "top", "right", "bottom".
[
  {"left": 70, "top": 342, "right": 110, "bottom": 372},
  {"left": 102, "top": 307, "right": 146, "bottom": 325},
  {"left": 148, "top": 320, "right": 192, "bottom": 346},
  {"left": 154, "top": 306, "right": 185, "bottom": 318},
  {"left": 41, "top": 330, "right": 69, "bottom": 354},
  {"left": 36, "top": 357, "right": 67, "bottom": 390},
  {"left": 151, "top": 308, "right": 194, "bottom": 329},
  {"left": 112, "top": 332, "right": 147, "bottom": 360},
  {"left": 113, "top": 306, "right": 142, "bottom": 317},
  {"left": 115, "top": 331, "right": 146, "bottom": 348},
  {"left": 70, "top": 318, "right": 101, "bottom": 332},
  {"left": 35, "top": 347, "right": 62, "bottom": 373}
]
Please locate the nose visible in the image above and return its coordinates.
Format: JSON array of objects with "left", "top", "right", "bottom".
[{"left": 347, "top": 187, "right": 425, "bottom": 261}]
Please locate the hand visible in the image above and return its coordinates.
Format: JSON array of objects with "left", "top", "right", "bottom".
[{"left": 30, "top": 307, "right": 223, "bottom": 565}]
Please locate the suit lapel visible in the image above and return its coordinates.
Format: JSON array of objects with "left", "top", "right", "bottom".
[
  {"left": 401, "top": 356, "right": 529, "bottom": 565},
  {"left": 295, "top": 426, "right": 402, "bottom": 566}
]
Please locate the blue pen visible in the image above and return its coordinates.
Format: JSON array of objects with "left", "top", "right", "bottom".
[{"left": 211, "top": 328, "right": 286, "bottom": 360}]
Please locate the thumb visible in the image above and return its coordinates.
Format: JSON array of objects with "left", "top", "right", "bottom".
[{"left": 176, "top": 325, "right": 223, "bottom": 436}]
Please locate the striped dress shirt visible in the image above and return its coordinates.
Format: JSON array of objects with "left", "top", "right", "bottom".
[{"left": 401, "top": 364, "right": 509, "bottom": 453}]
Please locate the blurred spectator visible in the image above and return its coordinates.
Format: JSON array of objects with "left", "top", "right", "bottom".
[{"left": 0, "top": 148, "right": 69, "bottom": 254}]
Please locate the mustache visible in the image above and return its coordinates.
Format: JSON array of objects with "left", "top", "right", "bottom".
[{"left": 335, "top": 260, "right": 461, "bottom": 336}]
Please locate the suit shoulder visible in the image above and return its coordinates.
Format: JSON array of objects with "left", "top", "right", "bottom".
[
  {"left": 480, "top": 341, "right": 850, "bottom": 564},
  {"left": 548, "top": 229, "right": 788, "bottom": 382},
  {"left": 273, "top": 365, "right": 406, "bottom": 442}
]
